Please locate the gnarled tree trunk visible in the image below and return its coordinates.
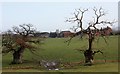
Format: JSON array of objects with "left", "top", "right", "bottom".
[
  {"left": 84, "top": 49, "right": 94, "bottom": 66},
  {"left": 12, "top": 47, "right": 24, "bottom": 64},
  {"left": 84, "top": 33, "right": 94, "bottom": 66}
]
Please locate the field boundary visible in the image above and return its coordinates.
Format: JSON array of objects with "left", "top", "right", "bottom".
[{"left": 2, "top": 60, "right": 119, "bottom": 70}]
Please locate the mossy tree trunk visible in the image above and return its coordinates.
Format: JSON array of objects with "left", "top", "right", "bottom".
[{"left": 11, "top": 47, "right": 24, "bottom": 64}]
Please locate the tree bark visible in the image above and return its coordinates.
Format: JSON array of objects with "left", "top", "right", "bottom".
[
  {"left": 84, "top": 33, "right": 94, "bottom": 66},
  {"left": 11, "top": 47, "right": 24, "bottom": 64},
  {"left": 84, "top": 49, "right": 94, "bottom": 66}
]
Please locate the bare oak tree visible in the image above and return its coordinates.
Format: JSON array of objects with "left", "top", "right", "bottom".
[
  {"left": 2, "top": 24, "right": 42, "bottom": 64},
  {"left": 66, "top": 7, "right": 116, "bottom": 66}
]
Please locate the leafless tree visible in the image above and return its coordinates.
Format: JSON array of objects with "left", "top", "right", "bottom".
[
  {"left": 66, "top": 7, "right": 116, "bottom": 66},
  {"left": 2, "top": 24, "right": 42, "bottom": 64}
]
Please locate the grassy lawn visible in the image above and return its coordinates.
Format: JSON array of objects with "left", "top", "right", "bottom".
[
  {"left": 2, "top": 63, "right": 118, "bottom": 72},
  {"left": 2, "top": 35, "right": 119, "bottom": 72}
]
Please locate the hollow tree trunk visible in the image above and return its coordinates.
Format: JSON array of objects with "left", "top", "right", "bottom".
[
  {"left": 11, "top": 47, "right": 24, "bottom": 64},
  {"left": 84, "top": 49, "right": 94, "bottom": 66},
  {"left": 84, "top": 33, "right": 94, "bottom": 66}
]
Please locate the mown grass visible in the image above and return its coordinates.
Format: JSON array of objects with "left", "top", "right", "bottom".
[
  {"left": 2, "top": 63, "right": 118, "bottom": 72},
  {"left": 2, "top": 35, "right": 119, "bottom": 72}
]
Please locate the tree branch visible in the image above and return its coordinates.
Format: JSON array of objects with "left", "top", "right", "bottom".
[
  {"left": 93, "top": 50, "right": 106, "bottom": 62},
  {"left": 66, "top": 8, "right": 88, "bottom": 31}
]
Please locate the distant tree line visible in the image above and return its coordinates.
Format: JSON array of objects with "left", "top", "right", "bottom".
[
  {"left": 33, "top": 31, "right": 73, "bottom": 38},
  {"left": 111, "top": 31, "right": 120, "bottom": 35},
  {"left": 1, "top": 29, "right": 119, "bottom": 39}
]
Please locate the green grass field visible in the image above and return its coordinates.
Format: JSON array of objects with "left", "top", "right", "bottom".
[{"left": 2, "top": 35, "right": 119, "bottom": 72}]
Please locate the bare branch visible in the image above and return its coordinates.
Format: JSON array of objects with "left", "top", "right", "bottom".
[
  {"left": 64, "top": 37, "right": 74, "bottom": 45},
  {"left": 64, "top": 31, "right": 82, "bottom": 45},
  {"left": 12, "top": 24, "right": 35, "bottom": 37},
  {"left": 101, "top": 36, "right": 108, "bottom": 44},
  {"left": 78, "top": 9, "right": 88, "bottom": 20},
  {"left": 93, "top": 7, "right": 98, "bottom": 17},
  {"left": 70, "top": 26, "right": 79, "bottom": 32},
  {"left": 78, "top": 9, "right": 88, "bottom": 31},
  {"left": 93, "top": 7, "right": 106, "bottom": 27},
  {"left": 99, "top": 20, "right": 117, "bottom": 26},
  {"left": 66, "top": 8, "right": 88, "bottom": 31},
  {"left": 13, "top": 27, "right": 22, "bottom": 35},
  {"left": 93, "top": 50, "right": 106, "bottom": 62}
]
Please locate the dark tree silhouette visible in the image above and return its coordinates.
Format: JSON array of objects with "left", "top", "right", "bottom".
[
  {"left": 65, "top": 7, "right": 116, "bottom": 66},
  {"left": 2, "top": 24, "right": 42, "bottom": 64}
]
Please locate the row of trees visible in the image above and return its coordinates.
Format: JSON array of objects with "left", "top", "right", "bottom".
[{"left": 2, "top": 7, "right": 117, "bottom": 66}]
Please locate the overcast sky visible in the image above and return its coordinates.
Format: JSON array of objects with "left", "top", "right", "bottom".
[{"left": 1, "top": 2, "right": 118, "bottom": 32}]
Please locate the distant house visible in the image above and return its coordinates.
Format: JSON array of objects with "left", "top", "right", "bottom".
[
  {"left": 60, "top": 31, "right": 73, "bottom": 38},
  {"left": 34, "top": 32, "right": 49, "bottom": 38},
  {"left": 40, "top": 32, "right": 49, "bottom": 38},
  {"left": 34, "top": 31, "right": 74, "bottom": 38}
]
